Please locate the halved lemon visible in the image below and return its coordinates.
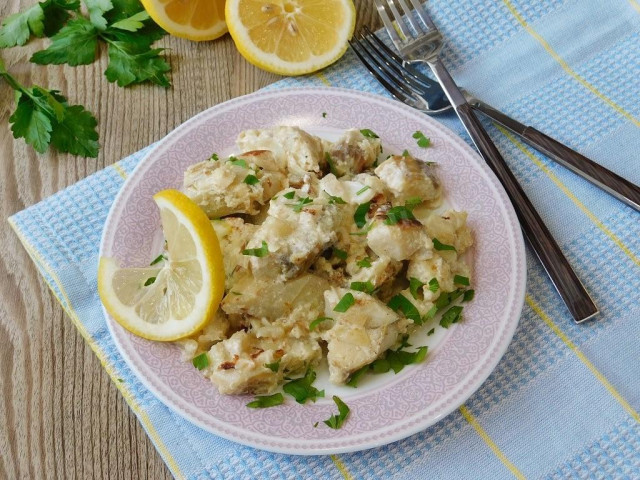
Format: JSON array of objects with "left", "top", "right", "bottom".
[
  {"left": 140, "top": 0, "right": 227, "bottom": 41},
  {"left": 225, "top": 0, "right": 356, "bottom": 75},
  {"left": 98, "top": 189, "right": 225, "bottom": 341}
]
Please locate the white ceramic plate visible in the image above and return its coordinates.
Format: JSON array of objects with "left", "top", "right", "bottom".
[{"left": 100, "top": 87, "right": 526, "bottom": 455}]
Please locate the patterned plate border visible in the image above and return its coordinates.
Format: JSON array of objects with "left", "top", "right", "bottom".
[{"left": 100, "top": 87, "right": 526, "bottom": 455}]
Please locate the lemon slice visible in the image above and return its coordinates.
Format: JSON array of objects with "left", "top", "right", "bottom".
[
  {"left": 98, "top": 189, "right": 225, "bottom": 341},
  {"left": 225, "top": 0, "right": 356, "bottom": 75},
  {"left": 140, "top": 0, "right": 227, "bottom": 41}
]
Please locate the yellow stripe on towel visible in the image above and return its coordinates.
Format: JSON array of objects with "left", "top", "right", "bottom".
[
  {"left": 502, "top": 0, "right": 640, "bottom": 128},
  {"left": 331, "top": 455, "right": 354, "bottom": 480},
  {"left": 527, "top": 295, "right": 640, "bottom": 424},
  {"left": 460, "top": 406, "right": 527, "bottom": 479}
]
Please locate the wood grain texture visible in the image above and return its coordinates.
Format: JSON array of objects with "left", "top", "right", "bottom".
[{"left": 0, "top": 1, "right": 379, "bottom": 478}]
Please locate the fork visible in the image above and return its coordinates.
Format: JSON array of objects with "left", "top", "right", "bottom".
[
  {"left": 374, "top": 0, "right": 598, "bottom": 323},
  {"left": 350, "top": 26, "right": 640, "bottom": 212}
]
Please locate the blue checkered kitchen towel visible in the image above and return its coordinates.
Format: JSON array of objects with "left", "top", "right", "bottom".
[{"left": 9, "top": 0, "right": 640, "bottom": 478}]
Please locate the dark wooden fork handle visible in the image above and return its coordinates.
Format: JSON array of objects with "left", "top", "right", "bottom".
[
  {"left": 456, "top": 103, "right": 598, "bottom": 323},
  {"left": 520, "top": 127, "right": 640, "bottom": 211}
]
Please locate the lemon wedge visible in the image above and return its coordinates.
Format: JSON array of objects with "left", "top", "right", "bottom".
[
  {"left": 225, "top": 0, "right": 356, "bottom": 75},
  {"left": 140, "top": 0, "right": 227, "bottom": 41},
  {"left": 98, "top": 189, "right": 225, "bottom": 341}
]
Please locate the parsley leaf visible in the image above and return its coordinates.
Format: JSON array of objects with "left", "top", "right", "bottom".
[
  {"left": 104, "top": 40, "right": 170, "bottom": 87},
  {"left": 309, "top": 316, "right": 333, "bottom": 331},
  {"left": 463, "top": 289, "right": 475, "bottom": 302},
  {"left": 454, "top": 275, "right": 470, "bottom": 286},
  {"left": 246, "top": 393, "right": 284, "bottom": 409},
  {"left": 401, "top": 149, "right": 410, "bottom": 157},
  {"left": 412, "top": 130, "right": 431, "bottom": 148},
  {"left": 350, "top": 281, "right": 376, "bottom": 295},
  {"left": 359, "top": 128, "right": 379, "bottom": 139},
  {"left": 0, "top": 0, "right": 79, "bottom": 48},
  {"left": 427, "top": 328, "right": 435, "bottom": 336},
  {"left": 283, "top": 368, "right": 324, "bottom": 404},
  {"left": 347, "top": 345, "right": 428, "bottom": 386},
  {"left": 353, "top": 201, "right": 371, "bottom": 228},
  {"left": 323, "top": 396, "right": 350, "bottom": 429},
  {"left": 387, "top": 294, "right": 422, "bottom": 324},
  {"left": 110, "top": 10, "right": 150, "bottom": 31},
  {"left": 150, "top": 254, "right": 165, "bottom": 266},
  {"left": 322, "top": 112, "right": 327, "bottom": 118},
  {"left": 290, "top": 196, "right": 313, "bottom": 212},
  {"left": 432, "top": 237, "right": 456, "bottom": 252},
  {"left": 192, "top": 353, "right": 209, "bottom": 370},
  {"left": 346, "top": 365, "right": 369, "bottom": 387},
  {"left": 2, "top": 67, "right": 100, "bottom": 156},
  {"left": 356, "top": 257, "right": 372, "bottom": 268},
  {"left": 243, "top": 174, "right": 259, "bottom": 185},
  {"left": 227, "top": 156, "right": 247, "bottom": 168},
  {"left": 440, "top": 305, "right": 463, "bottom": 328},
  {"left": 264, "top": 360, "right": 280, "bottom": 372},
  {"left": 143, "top": 276, "right": 155, "bottom": 286},
  {"left": 242, "top": 240, "right": 269, "bottom": 257},
  {"left": 30, "top": 18, "right": 99, "bottom": 66},
  {"left": 384, "top": 205, "right": 416, "bottom": 225},
  {"left": 428, "top": 278, "right": 439, "bottom": 293},
  {"left": 333, "top": 292, "right": 355, "bottom": 313},
  {"left": 325, "top": 191, "right": 346, "bottom": 204},
  {"left": 283, "top": 191, "right": 296, "bottom": 200},
  {"left": 85, "top": 0, "right": 114, "bottom": 30},
  {"left": 424, "top": 305, "right": 438, "bottom": 321},
  {"left": 356, "top": 185, "right": 371, "bottom": 195},
  {"left": 332, "top": 247, "right": 347, "bottom": 260},
  {"left": 210, "top": 153, "right": 219, "bottom": 161},
  {"left": 409, "top": 277, "right": 425, "bottom": 300},
  {"left": 325, "top": 152, "right": 339, "bottom": 176}
]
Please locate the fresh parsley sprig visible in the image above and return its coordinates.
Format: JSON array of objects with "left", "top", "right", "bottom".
[
  {"left": 0, "top": 0, "right": 80, "bottom": 48},
  {"left": 0, "top": 59, "right": 99, "bottom": 156}
]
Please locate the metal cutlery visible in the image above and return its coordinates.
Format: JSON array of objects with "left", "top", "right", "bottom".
[
  {"left": 350, "top": 26, "right": 640, "bottom": 212},
  {"left": 373, "top": 0, "right": 598, "bottom": 323}
]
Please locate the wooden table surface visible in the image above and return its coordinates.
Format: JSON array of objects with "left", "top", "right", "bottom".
[{"left": 0, "top": 2, "right": 379, "bottom": 478}]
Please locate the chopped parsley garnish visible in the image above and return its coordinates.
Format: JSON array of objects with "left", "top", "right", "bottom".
[
  {"left": 243, "top": 174, "right": 259, "bottom": 185},
  {"left": 357, "top": 257, "right": 372, "bottom": 268},
  {"left": 322, "top": 112, "right": 327, "bottom": 118},
  {"left": 353, "top": 201, "right": 371, "bottom": 228},
  {"left": 356, "top": 185, "right": 371, "bottom": 195},
  {"left": 228, "top": 156, "right": 247, "bottom": 168},
  {"left": 230, "top": 291, "right": 242, "bottom": 296},
  {"left": 210, "top": 153, "right": 219, "bottom": 161},
  {"left": 332, "top": 247, "right": 348, "bottom": 260},
  {"left": 409, "top": 277, "right": 425, "bottom": 300},
  {"left": 427, "top": 328, "right": 435, "bottom": 336},
  {"left": 323, "top": 396, "right": 350, "bottom": 429},
  {"left": 325, "top": 152, "right": 339, "bottom": 176},
  {"left": 283, "top": 368, "right": 324, "bottom": 404},
  {"left": 434, "top": 289, "right": 464, "bottom": 310},
  {"left": 291, "top": 196, "right": 313, "bottom": 212},
  {"left": 149, "top": 254, "right": 165, "bottom": 266},
  {"left": 309, "top": 316, "right": 333, "bottom": 331},
  {"left": 359, "top": 128, "right": 379, "bottom": 139},
  {"left": 440, "top": 305, "right": 463, "bottom": 328},
  {"left": 333, "top": 292, "right": 356, "bottom": 313},
  {"left": 144, "top": 277, "right": 156, "bottom": 286},
  {"left": 313, "top": 421, "right": 319, "bottom": 427},
  {"left": 246, "top": 393, "right": 284, "bottom": 409},
  {"left": 385, "top": 206, "right": 415, "bottom": 224},
  {"left": 463, "top": 289, "right": 475, "bottom": 302},
  {"left": 283, "top": 191, "right": 296, "bottom": 200},
  {"left": 264, "top": 360, "right": 280, "bottom": 372},
  {"left": 325, "top": 192, "right": 346, "bottom": 204},
  {"left": 192, "top": 353, "right": 209, "bottom": 370},
  {"left": 387, "top": 294, "right": 422, "bottom": 324},
  {"left": 350, "top": 281, "right": 376, "bottom": 295},
  {"left": 432, "top": 238, "right": 456, "bottom": 251},
  {"left": 349, "top": 224, "right": 373, "bottom": 236},
  {"left": 405, "top": 197, "right": 423, "bottom": 208},
  {"left": 412, "top": 130, "right": 431, "bottom": 148},
  {"left": 424, "top": 305, "right": 438, "bottom": 320},
  {"left": 454, "top": 275, "right": 470, "bottom": 286},
  {"left": 347, "top": 345, "right": 428, "bottom": 386},
  {"left": 428, "top": 278, "right": 440, "bottom": 293},
  {"left": 402, "top": 149, "right": 410, "bottom": 157},
  {"left": 242, "top": 240, "right": 269, "bottom": 257}
]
